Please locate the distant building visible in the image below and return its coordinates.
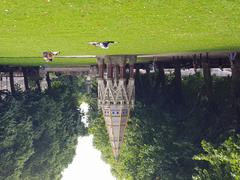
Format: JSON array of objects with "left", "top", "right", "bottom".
[{"left": 97, "top": 55, "right": 136, "bottom": 159}]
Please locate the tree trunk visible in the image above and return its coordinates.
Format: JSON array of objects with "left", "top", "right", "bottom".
[
  {"left": 145, "top": 66, "right": 151, "bottom": 91},
  {"left": 9, "top": 71, "right": 15, "bottom": 95},
  {"left": 174, "top": 60, "right": 182, "bottom": 103},
  {"left": 158, "top": 64, "right": 165, "bottom": 87},
  {"left": 202, "top": 56, "right": 212, "bottom": 97},
  {"left": 46, "top": 72, "right": 51, "bottom": 89},
  {"left": 35, "top": 79, "right": 41, "bottom": 92},
  {"left": 135, "top": 67, "right": 140, "bottom": 87},
  {"left": 231, "top": 53, "right": 240, "bottom": 112},
  {"left": 22, "top": 68, "right": 30, "bottom": 91},
  {"left": 145, "top": 65, "right": 150, "bottom": 75},
  {"left": 153, "top": 63, "right": 165, "bottom": 93}
]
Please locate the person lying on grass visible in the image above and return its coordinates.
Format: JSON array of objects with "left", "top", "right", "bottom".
[
  {"left": 42, "top": 51, "right": 59, "bottom": 62},
  {"left": 89, "top": 41, "right": 118, "bottom": 49}
]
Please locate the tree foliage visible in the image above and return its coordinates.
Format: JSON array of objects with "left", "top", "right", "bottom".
[
  {"left": 88, "top": 72, "right": 240, "bottom": 180},
  {"left": 0, "top": 74, "right": 86, "bottom": 180},
  {"left": 193, "top": 134, "right": 240, "bottom": 180}
]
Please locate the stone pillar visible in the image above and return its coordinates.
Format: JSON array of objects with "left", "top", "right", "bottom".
[
  {"left": 115, "top": 56, "right": 126, "bottom": 79},
  {"left": 129, "top": 64, "right": 134, "bottom": 78},
  {"left": 105, "top": 57, "right": 113, "bottom": 79},
  {"left": 113, "top": 63, "right": 119, "bottom": 79},
  {"left": 97, "top": 56, "right": 105, "bottom": 79},
  {"left": 119, "top": 63, "right": 125, "bottom": 79}
]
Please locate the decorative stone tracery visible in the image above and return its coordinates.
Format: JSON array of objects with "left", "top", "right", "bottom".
[{"left": 97, "top": 55, "right": 136, "bottom": 159}]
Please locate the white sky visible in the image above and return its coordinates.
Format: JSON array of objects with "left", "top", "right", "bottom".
[
  {"left": 61, "top": 102, "right": 116, "bottom": 180},
  {"left": 79, "top": 102, "right": 89, "bottom": 127},
  {"left": 61, "top": 136, "right": 116, "bottom": 180}
]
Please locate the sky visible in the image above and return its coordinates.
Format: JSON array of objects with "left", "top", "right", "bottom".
[
  {"left": 61, "top": 103, "right": 116, "bottom": 180},
  {"left": 61, "top": 136, "right": 116, "bottom": 180}
]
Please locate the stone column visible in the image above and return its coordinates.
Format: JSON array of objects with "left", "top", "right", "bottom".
[
  {"left": 105, "top": 56, "right": 113, "bottom": 79},
  {"left": 114, "top": 56, "right": 126, "bottom": 79},
  {"left": 113, "top": 63, "right": 119, "bottom": 80},
  {"left": 119, "top": 64, "right": 125, "bottom": 79},
  {"left": 97, "top": 56, "right": 105, "bottom": 79}
]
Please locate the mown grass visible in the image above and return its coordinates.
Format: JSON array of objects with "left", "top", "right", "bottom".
[{"left": 1, "top": 0, "right": 240, "bottom": 65}]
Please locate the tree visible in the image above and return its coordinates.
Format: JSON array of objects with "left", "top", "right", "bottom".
[
  {"left": 173, "top": 58, "right": 182, "bottom": 103},
  {"left": 201, "top": 55, "right": 212, "bottom": 98},
  {"left": 46, "top": 72, "right": 51, "bottom": 89},
  {"left": 0, "top": 97, "right": 34, "bottom": 180},
  {"left": 193, "top": 134, "right": 240, "bottom": 180},
  {"left": 0, "top": 73, "right": 87, "bottom": 180},
  {"left": 22, "top": 68, "right": 30, "bottom": 91},
  {"left": 9, "top": 71, "right": 15, "bottom": 95},
  {"left": 88, "top": 71, "right": 240, "bottom": 180}
]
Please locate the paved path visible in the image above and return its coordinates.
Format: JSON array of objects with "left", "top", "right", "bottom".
[{"left": 57, "top": 50, "right": 236, "bottom": 59}]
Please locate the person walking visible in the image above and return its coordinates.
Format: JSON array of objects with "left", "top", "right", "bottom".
[
  {"left": 42, "top": 51, "right": 59, "bottom": 62},
  {"left": 89, "top": 41, "right": 118, "bottom": 49}
]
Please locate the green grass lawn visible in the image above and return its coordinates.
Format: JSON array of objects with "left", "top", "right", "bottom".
[
  {"left": 1, "top": 0, "right": 240, "bottom": 65},
  {"left": 0, "top": 57, "right": 96, "bottom": 66}
]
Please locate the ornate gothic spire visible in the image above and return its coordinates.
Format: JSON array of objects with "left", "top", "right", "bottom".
[{"left": 97, "top": 55, "right": 136, "bottom": 159}]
